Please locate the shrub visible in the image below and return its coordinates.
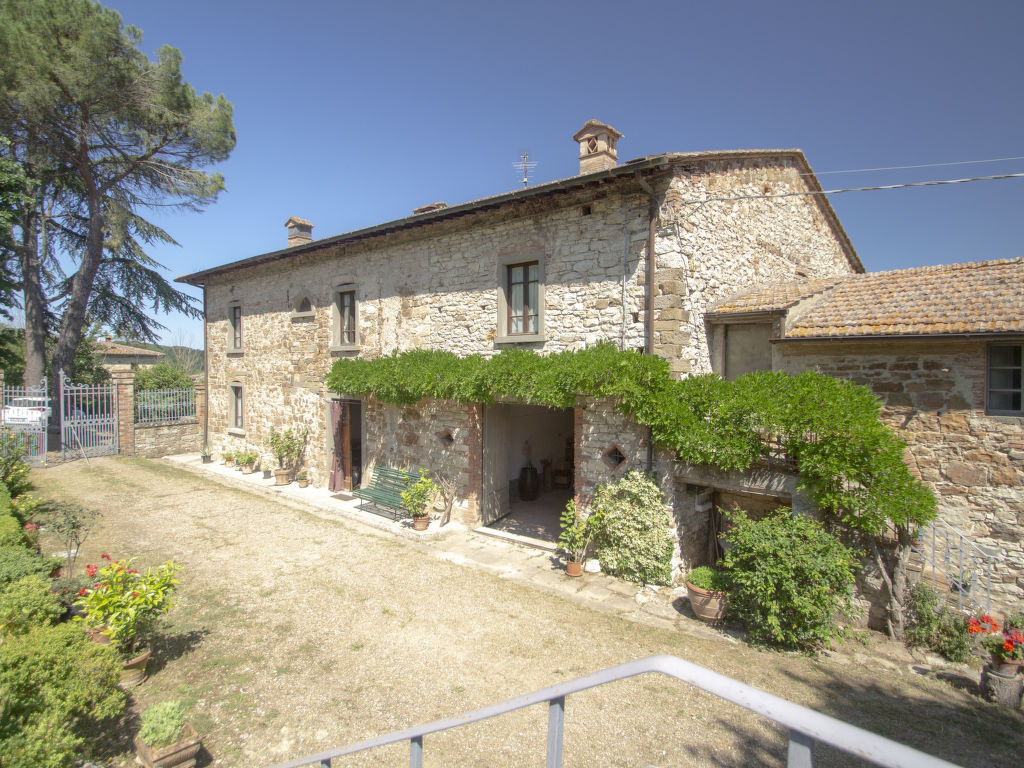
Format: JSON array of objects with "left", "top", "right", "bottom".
[
  {"left": 557, "top": 499, "right": 604, "bottom": 562},
  {"left": 133, "top": 361, "right": 194, "bottom": 392},
  {"left": 0, "top": 575, "right": 63, "bottom": 635},
  {"left": 685, "top": 565, "right": 731, "bottom": 592},
  {"left": 400, "top": 470, "right": 436, "bottom": 518},
  {"left": 49, "top": 575, "right": 89, "bottom": 613},
  {"left": 0, "top": 431, "right": 32, "bottom": 498},
  {"left": 41, "top": 502, "right": 98, "bottom": 580},
  {"left": 0, "top": 623, "right": 125, "bottom": 768},
  {"left": 723, "top": 510, "right": 857, "bottom": 651},
  {"left": 0, "top": 546, "right": 60, "bottom": 586},
  {"left": 138, "top": 700, "right": 189, "bottom": 748},
  {"left": 592, "top": 471, "right": 673, "bottom": 585},
  {"left": 0, "top": 513, "right": 26, "bottom": 547},
  {"left": 905, "top": 584, "right": 971, "bottom": 662},
  {"left": 1005, "top": 610, "right": 1024, "bottom": 631}
]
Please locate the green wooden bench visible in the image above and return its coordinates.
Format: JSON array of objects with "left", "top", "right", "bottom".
[{"left": 352, "top": 466, "right": 417, "bottom": 520}]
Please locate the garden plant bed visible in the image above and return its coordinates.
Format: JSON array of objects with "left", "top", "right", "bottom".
[{"left": 33, "top": 458, "right": 1023, "bottom": 767}]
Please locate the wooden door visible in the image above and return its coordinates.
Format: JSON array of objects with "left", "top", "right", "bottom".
[{"left": 481, "top": 404, "right": 510, "bottom": 526}]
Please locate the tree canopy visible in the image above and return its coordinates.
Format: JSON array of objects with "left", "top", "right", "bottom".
[{"left": 0, "top": 0, "right": 235, "bottom": 384}]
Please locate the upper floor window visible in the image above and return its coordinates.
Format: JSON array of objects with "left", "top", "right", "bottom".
[
  {"left": 229, "top": 303, "right": 242, "bottom": 351},
  {"left": 331, "top": 285, "right": 359, "bottom": 350},
  {"left": 507, "top": 261, "right": 539, "bottom": 335},
  {"left": 988, "top": 343, "right": 1022, "bottom": 415}
]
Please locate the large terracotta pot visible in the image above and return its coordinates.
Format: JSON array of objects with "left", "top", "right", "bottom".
[
  {"left": 134, "top": 722, "right": 202, "bottom": 768},
  {"left": 686, "top": 580, "right": 728, "bottom": 623},
  {"left": 120, "top": 645, "right": 151, "bottom": 688},
  {"left": 990, "top": 653, "right": 1024, "bottom": 676},
  {"left": 412, "top": 515, "right": 429, "bottom": 532},
  {"left": 274, "top": 469, "right": 291, "bottom": 486},
  {"left": 565, "top": 560, "right": 583, "bottom": 578}
]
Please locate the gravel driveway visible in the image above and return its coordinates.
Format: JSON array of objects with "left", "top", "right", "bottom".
[{"left": 34, "top": 458, "right": 1022, "bottom": 767}]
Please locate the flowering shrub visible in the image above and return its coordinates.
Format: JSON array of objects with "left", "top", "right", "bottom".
[
  {"left": 969, "top": 614, "right": 1024, "bottom": 661},
  {"left": 592, "top": 471, "right": 673, "bottom": 585},
  {"left": 74, "top": 555, "right": 180, "bottom": 654}
]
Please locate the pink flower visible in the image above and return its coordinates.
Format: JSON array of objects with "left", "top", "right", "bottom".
[
  {"left": 24, "top": 522, "right": 39, "bottom": 531},
  {"left": 100, "top": 553, "right": 110, "bottom": 560}
]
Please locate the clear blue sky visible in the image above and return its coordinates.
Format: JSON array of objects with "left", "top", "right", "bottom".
[{"left": 100, "top": 0, "right": 1024, "bottom": 346}]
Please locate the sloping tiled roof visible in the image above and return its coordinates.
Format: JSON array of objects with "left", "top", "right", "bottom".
[
  {"left": 709, "top": 278, "right": 844, "bottom": 315},
  {"left": 788, "top": 258, "right": 1024, "bottom": 338},
  {"left": 715, "top": 259, "right": 1024, "bottom": 339},
  {"left": 97, "top": 341, "right": 163, "bottom": 357}
]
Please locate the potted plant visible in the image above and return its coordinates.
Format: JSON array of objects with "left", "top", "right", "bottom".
[
  {"left": 75, "top": 555, "right": 181, "bottom": 686},
  {"left": 269, "top": 427, "right": 308, "bottom": 485},
  {"left": 222, "top": 450, "right": 234, "bottom": 467},
  {"left": 296, "top": 470, "right": 309, "bottom": 488},
  {"left": 239, "top": 449, "right": 257, "bottom": 474},
  {"left": 970, "top": 614, "right": 1024, "bottom": 675},
  {"left": 200, "top": 445, "right": 212, "bottom": 464},
  {"left": 135, "top": 700, "right": 203, "bottom": 768},
  {"left": 557, "top": 499, "right": 602, "bottom": 577},
  {"left": 401, "top": 470, "right": 437, "bottom": 531},
  {"left": 685, "top": 565, "right": 731, "bottom": 623}
]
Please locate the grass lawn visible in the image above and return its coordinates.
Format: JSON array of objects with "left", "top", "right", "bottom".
[{"left": 34, "top": 458, "right": 1023, "bottom": 767}]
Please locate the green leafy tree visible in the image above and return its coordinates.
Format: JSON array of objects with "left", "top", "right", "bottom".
[
  {"left": 0, "top": 0, "right": 235, "bottom": 386},
  {"left": 134, "top": 361, "right": 194, "bottom": 392},
  {"left": 592, "top": 471, "right": 674, "bottom": 585}
]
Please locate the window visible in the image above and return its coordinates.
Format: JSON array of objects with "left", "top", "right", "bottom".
[
  {"left": 228, "top": 382, "right": 244, "bottom": 432},
  {"left": 496, "top": 254, "right": 545, "bottom": 343},
  {"left": 331, "top": 285, "right": 359, "bottom": 350},
  {"left": 988, "top": 344, "right": 1023, "bottom": 415},
  {"left": 228, "top": 303, "right": 242, "bottom": 351}
]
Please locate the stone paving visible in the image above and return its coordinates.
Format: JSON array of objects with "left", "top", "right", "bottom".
[{"left": 164, "top": 453, "right": 729, "bottom": 644}]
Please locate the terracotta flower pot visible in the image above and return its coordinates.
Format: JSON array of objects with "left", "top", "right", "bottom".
[
  {"left": 86, "top": 626, "right": 111, "bottom": 644},
  {"left": 412, "top": 515, "right": 429, "bottom": 531},
  {"left": 990, "top": 652, "right": 1024, "bottom": 676},
  {"left": 120, "top": 645, "right": 151, "bottom": 688},
  {"left": 134, "top": 722, "right": 202, "bottom": 768},
  {"left": 686, "top": 580, "right": 728, "bottom": 623},
  {"left": 274, "top": 469, "right": 291, "bottom": 486},
  {"left": 565, "top": 560, "right": 583, "bottom": 578}
]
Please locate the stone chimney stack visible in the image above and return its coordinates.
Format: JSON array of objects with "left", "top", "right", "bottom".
[
  {"left": 573, "top": 119, "right": 623, "bottom": 175},
  {"left": 285, "top": 216, "right": 313, "bottom": 248}
]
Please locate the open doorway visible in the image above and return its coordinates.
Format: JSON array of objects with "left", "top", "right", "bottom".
[
  {"left": 329, "top": 399, "right": 362, "bottom": 492},
  {"left": 481, "top": 403, "right": 573, "bottom": 545}
]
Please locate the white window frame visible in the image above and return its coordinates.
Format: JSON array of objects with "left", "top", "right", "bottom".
[
  {"left": 330, "top": 284, "right": 360, "bottom": 352},
  {"left": 228, "top": 302, "right": 243, "bottom": 354},
  {"left": 228, "top": 381, "right": 245, "bottom": 434},
  {"left": 495, "top": 252, "right": 545, "bottom": 345},
  {"left": 986, "top": 342, "right": 1023, "bottom": 416}
]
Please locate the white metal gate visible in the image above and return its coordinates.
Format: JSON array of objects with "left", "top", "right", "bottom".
[
  {"left": 60, "top": 371, "right": 118, "bottom": 459},
  {"left": 0, "top": 378, "right": 49, "bottom": 465}
]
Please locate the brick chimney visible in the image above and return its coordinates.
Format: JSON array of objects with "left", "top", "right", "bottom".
[
  {"left": 285, "top": 216, "right": 313, "bottom": 248},
  {"left": 573, "top": 119, "right": 623, "bottom": 175}
]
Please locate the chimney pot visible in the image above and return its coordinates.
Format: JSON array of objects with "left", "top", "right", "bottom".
[
  {"left": 285, "top": 216, "right": 314, "bottom": 248},
  {"left": 572, "top": 119, "right": 623, "bottom": 175}
]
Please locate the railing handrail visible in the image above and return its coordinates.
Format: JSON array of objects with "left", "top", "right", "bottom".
[
  {"left": 929, "top": 518, "right": 993, "bottom": 561},
  {"left": 263, "top": 654, "right": 961, "bottom": 768}
]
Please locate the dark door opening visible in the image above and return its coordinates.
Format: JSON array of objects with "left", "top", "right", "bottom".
[{"left": 329, "top": 399, "right": 362, "bottom": 491}]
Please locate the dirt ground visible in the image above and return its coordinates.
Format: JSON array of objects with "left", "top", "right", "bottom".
[{"left": 34, "top": 458, "right": 1022, "bottom": 767}]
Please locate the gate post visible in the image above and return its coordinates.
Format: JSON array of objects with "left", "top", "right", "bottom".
[{"left": 111, "top": 369, "right": 135, "bottom": 456}]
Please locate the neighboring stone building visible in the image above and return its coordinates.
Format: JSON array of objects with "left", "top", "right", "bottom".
[
  {"left": 709, "top": 258, "right": 1024, "bottom": 608},
  {"left": 179, "top": 119, "right": 867, "bottom": 581},
  {"left": 96, "top": 337, "right": 164, "bottom": 373}
]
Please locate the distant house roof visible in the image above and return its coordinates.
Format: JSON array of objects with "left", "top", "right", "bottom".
[
  {"left": 178, "top": 149, "right": 862, "bottom": 286},
  {"left": 709, "top": 258, "right": 1024, "bottom": 339},
  {"left": 97, "top": 340, "right": 163, "bottom": 358}
]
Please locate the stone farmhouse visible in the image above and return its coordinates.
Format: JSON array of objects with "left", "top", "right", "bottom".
[
  {"left": 179, "top": 120, "right": 1022, "bottom": 611},
  {"left": 95, "top": 336, "right": 164, "bottom": 373}
]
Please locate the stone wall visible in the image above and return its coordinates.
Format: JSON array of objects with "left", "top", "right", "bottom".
[
  {"left": 134, "top": 419, "right": 202, "bottom": 458},
  {"left": 779, "top": 339, "right": 1024, "bottom": 609},
  {"left": 204, "top": 158, "right": 857, "bottom": 489}
]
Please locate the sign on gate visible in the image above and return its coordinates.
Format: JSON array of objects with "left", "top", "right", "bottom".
[
  {"left": 60, "top": 371, "right": 118, "bottom": 459},
  {"left": 0, "top": 378, "right": 49, "bottom": 465}
]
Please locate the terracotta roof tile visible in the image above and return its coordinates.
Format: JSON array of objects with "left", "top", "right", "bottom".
[
  {"left": 709, "top": 278, "right": 843, "bottom": 314},
  {"left": 97, "top": 341, "right": 163, "bottom": 357}
]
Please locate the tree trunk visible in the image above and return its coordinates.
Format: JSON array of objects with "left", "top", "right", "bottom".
[
  {"left": 17, "top": 205, "right": 47, "bottom": 387},
  {"left": 877, "top": 526, "right": 913, "bottom": 642}
]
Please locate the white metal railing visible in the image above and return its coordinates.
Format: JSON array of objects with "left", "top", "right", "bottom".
[
  {"left": 918, "top": 519, "right": 996, "bottom": 614},
  {"left": 0, "top": 378, "right": 49, "bottom": 465},
  {"left": 134, "top": 388, "right": 196, "bottom": 424},
  {"left": 263, "top": 655, "right": 962, "bottom": 768}
]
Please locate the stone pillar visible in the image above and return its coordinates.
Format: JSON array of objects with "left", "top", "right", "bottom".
[
  {"left": 111, "top": 369, "right": 135, "bottom": 456},
  {"left": 463, "top": 402, "right": 483, "bottom": 525},
  {"left": 194, "top": 381, "right": 207, "bottom": 446}
]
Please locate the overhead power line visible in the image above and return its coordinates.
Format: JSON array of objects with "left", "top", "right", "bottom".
[
  {"left": 809, "top": 155, "right": 1024, "bottom": 176},
  {"left": 677, "top": 172, "right": 1024, "bottom": 205}
]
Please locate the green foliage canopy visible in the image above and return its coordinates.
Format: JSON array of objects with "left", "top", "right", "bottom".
[
  {"left": 134, "top": 361, "right": 194, "bottom": 392},
  {"left": 326, "top": 344, "right": 937, "bottom": 536}
]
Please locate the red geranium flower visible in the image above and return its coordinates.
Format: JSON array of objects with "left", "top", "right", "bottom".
[
  {"left": 100, "top": 553, "right": 110, "bottom": 560},
  {"left": 85, "top": 564, "right": 97, "bottom": 577},
  {"left": 77, "top": 588, "right": 87, "bottom": 596},
  {"left": 24, "top": 522, "right": 39, "bottom": 531}
]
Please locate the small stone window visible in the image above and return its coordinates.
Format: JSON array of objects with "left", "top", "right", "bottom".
[
  {"left": 437, "top": 429, "right": 455, "bottom": 449},
  {"left": 602, "top": 444, "right": 626, "bottom": 471},
  {"left": 228, "top": 382, "right": 244, "bottom": 434},
  {"left": 228, "top": 302, "right": 242, "bottom": 353},
  {"left": 291, "top": 295, "right": 314, "bottom": 320},
  {"left": 988, "top": 343, "right": 1023, "bottom": 415}
]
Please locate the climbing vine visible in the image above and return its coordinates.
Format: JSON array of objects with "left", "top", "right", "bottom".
[{"left": 326, "top": 343, "right": 937, "bottom": 635}]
